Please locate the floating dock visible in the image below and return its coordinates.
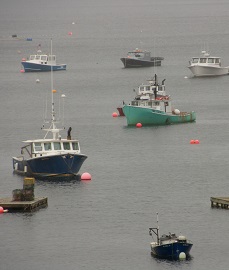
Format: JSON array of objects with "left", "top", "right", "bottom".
[
  {"left": 210, "top": 197, "right": 229, "bottom": 209},
  {"left": 0, "top": 197, "right": 48, "bottom": 212}
]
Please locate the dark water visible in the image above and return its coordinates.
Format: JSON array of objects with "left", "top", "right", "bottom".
[{"left": 1, "top": 0, "right": 229, "bottom": 269}]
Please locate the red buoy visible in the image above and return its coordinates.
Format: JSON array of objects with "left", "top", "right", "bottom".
[
  {"left": 20, "top": 69, "right": 25, "bottom": 73},
  {"left": 136, "top": 123, "right": 142, "bottom": 128},
  {"left": 68, "top": 32, "right": 73, "bottom": 36},
  {"left": 0, "top": 206, "right": 4, "bottom": 214},
  {"left": 81, "top": 172, "right": 92, "bottom": 180},
  {"left": 190, "top": 139, "right": 200, "bottom": 144},
  {"left": 112, "top": 112, "right": 118, "bottom": 117}
]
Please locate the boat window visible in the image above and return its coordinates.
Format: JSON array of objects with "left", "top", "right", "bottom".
[
  {"left": 148, "top": 101, "right": 152, "bottom": 106},
  {"left": 63, "top": 142, "right": 70, "bottom": 150},
  {"left": 34, "top": 142, "right": 42, "bottom": 152},
  {"left": 154, "top": 102, "right": 160, "bottom": 106},
  {"left": 215, "top": 58, "right": 220, "bottom": 64},
  {"left": 30, "top": 55, "right": 35, "bottom": 60},
  {"left": 200, "top": 58, "right": 207, "bottom": 63},
  {"left": 44, "top": 142, "right": 52, "bottom": 151},
  {"left": 72, "top": 142, "right": 79, "bottom": 150},
  {"left": 53, "top": 142, "right": 61, "bottom": 150},
  {"left": 207, "top": 58, "right": 214, "bottom": 63},
  {"left": 135, "top": 53, "right": 143, "bottom": 58},
  {"left": 192, "top": 58, "right": 199, "bottom": 63},
  {"left": 35, "top": 55, "right": 40, "bottom": 60},
  {"left": 140, "top": 86, "right": 144, "bottom": 91},
  {"left": 41, "top": 56, "right": 47, "bottom": 61},
  {"left": 131, "top": 101, "right": 139, "bottom": 106},
  {"left": 146, "top": 86, "right": 150, "bottom": 91}
]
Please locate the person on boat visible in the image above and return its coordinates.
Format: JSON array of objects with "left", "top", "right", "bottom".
[
  {"left": 154, "top": 87, "right": 157, "bottom": 99},
  {"left": 67, "top": 127, "right": 72, "bottom": 140}
]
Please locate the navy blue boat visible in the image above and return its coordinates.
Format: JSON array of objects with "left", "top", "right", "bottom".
[
  {"left": 13, "top": 40, "right": 87, "bottom": 179},
  {"left": 21, "top": 45, "right": 66, "bottom": 72},
  {"left": 149, "top": 214, "right": 193, "bottom": 260}
]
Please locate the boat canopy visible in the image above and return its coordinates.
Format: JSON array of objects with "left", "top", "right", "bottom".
[
  {"left": 21, "top": 139, "right": 80, "bottom": 158},
  {"left": 29, "top": 54, "right": 56, "bottom": 63},
  {"left": 191, "top": 57, "right": 221, "bottom": 64}
]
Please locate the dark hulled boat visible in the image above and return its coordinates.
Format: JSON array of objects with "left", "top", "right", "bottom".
[
  {"left": 149, "top": 214, "right": 193, "bottom": 260},
  {"left": 120, "top": 49, "right": 164, "bottom": 68}
]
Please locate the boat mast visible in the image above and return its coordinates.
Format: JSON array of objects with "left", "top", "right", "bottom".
[
  {"left": 156, "top": 212, "right": 160, "bottom": 244},
  {"left": 149, "top": 212, "right": 160, "bottom": 245},
  {"left": 51, "top": 38, "right": 55, "bottom": 130},
  {"left": 43, "top": 38, "right": 62, "bottom": 140}
]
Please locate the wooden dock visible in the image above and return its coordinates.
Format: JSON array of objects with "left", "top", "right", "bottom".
[
  {"left": 0, "top": 197, "right": 48, "bottom": 212},
  {"left": 210, "top": 197, "right": 229, "bottom": 209}
]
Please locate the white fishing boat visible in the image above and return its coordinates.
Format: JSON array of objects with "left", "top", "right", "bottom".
[
  {"left": 21, "top": 43, "right": 66, "bottom": 72},
  {"left": 188, "top": 51, "right": 229, "bottom": 77}
]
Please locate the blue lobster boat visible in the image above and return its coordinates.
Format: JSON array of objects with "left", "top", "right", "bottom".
[
  {"left": 21, "top": 46, "right": 66, "bottom": 72},
  {"left": 149, "top": 214, "right": 193, "bottom": 260}
]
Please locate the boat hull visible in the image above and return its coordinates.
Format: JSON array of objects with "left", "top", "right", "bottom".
[
  {"left": 188, "top": 65, "right": 228, "bottom": 76},
  {"left": 122, "top": 105, "right": 196, "bottom": 126},
  {"left": 151, "top": 242, "right": 193, "bottom": 260},
  {"left": 12, "top": 154, "right": 87, "bottom": 179},
  {"left": 21, "top": 62, "right": 67, "bottom": 72},
  {"left": 117, "top": 106, "right": 125, "bottom": 116},
  {"left": 120, "top": 58, "right": 162, "bottom": 68}
]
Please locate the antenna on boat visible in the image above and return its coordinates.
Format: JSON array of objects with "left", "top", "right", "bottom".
[
  {"left": 43, "top": 38, "right": 63, "bottom": 140},
  {"left": 156, "top": 212, "right": 160, "bottom": 243}
]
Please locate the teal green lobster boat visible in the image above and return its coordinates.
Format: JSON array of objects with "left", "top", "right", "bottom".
[{"left": 122, "top": 75, "right": 196, "bottom": 126}]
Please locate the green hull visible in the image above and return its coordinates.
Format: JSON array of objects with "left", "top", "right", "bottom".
[{"left": 122, "top": 105, "right": 196, "bottom": 126}]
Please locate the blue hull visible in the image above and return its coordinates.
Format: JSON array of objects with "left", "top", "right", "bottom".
[
  {"left": 21, "top": 62, "right": 66, "bottom": 72},
  {"left": 151, "top": 242, "right": 193, "bottom": 260},
  {"left": 13, "top": 154, "right": 87, "bottom": 179}
]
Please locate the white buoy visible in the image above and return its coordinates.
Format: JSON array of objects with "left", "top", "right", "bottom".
[
  {"left": 174, "top": 109, "right": 180, "bottom": 115},
  {"left": 184, "top": 76, "right": 188, "bottom": 79},
  {"left": 179, "top": 252, "right": 186, "bottom": 260},
  {"left": 36, "top": 79, "right": 40, "bottom": 83}
]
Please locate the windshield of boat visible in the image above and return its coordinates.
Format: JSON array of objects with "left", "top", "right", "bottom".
[
  {"left": 192, "top": 58, "right": 199, "bottom": 63},
  {"left": 128, "top": 52, "right": 144, "bottom": 58},
  {"left": 200, "top": 58, "right": 207, "bottom": 63}
]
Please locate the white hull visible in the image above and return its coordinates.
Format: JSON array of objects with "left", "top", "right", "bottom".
[{"left": 188, "top": 65, "right": 229, "bottom": 77}]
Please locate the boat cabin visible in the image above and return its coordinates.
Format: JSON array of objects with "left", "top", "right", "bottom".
[
  {"left": 137, "top": 80, "right": 166, "bottom": 96},
  {"left": 127, "top": 49, "right": 151, "bottom": 60},
  {"left": 21, "top": 139, "right": 80, "bottom": 158},
  {"left": 190, "top": 51, "right": 221, "bottom": 66},
  {"left": 130, "top": 98, "right": 172, "bottom": 113},
  {"left": 27, "top": 54, "right": 57, "bottom": 65}
]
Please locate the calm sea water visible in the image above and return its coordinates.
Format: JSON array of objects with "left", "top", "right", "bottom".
[{"left": 1, "top": 0, "right": 229, "bottom": 269}]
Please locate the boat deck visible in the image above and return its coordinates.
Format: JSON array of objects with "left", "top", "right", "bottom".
[
  {"left": 0, "top": 197, "right": 48, "bottom": 212},
  {"left": 210, "top": 197, "right": 229, "bottom": 209}
]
